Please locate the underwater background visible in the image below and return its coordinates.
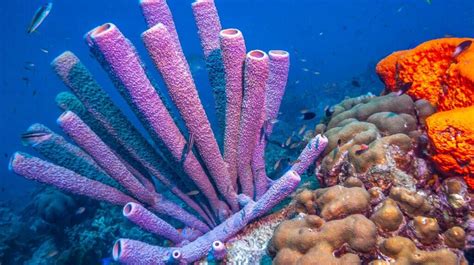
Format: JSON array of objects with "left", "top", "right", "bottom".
[{"left": 1, "top": 0, "right": 474, "bottom": 264}]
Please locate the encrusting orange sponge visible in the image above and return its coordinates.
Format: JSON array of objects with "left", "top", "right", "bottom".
[
  {"left": 376, "top": 38, "right": 474, "bottom": 111},
  {"left": 426, "top": 106, "right": 474, "bottom": 189}
]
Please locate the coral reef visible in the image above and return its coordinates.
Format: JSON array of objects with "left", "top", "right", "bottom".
[
  {"left": 316, "top": 92, "right": 431, "bottom": 191},
  {"left": 8, "top": 0, "right": 328, "bottom": 264},
  {"left": 270, "top": 89, "right": 472, "bottom": 264},
  {"left": 376, "top": 38, "right": 474, "bottom": 190},
  {"left": 271, "top": 179, "right": 470, "bottom": 264}
]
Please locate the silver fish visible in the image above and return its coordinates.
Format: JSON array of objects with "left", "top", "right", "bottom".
[{"left": 27, "top": 2, "right": 53, "bottom": 34}]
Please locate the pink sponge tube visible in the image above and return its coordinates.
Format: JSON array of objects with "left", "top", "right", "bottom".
[
  {"left": 113, "top": 170, "right": 300, "bottom": 264},
  {"left": 9, "top": 152, "right": 137, "bottom": 206},
  {"left": 58, "top": 111, "right": 210, "bottom": 232},
  {"left": 291, "top": 134, "right": 328, "bottom": 175},
  {"left": 123, "top": 202, "right": 185, "bottom": 245},
  {"left": 86, "top": 23, "right": 219, "bottom": 222},
  {"left": 238, "top": 50, "right": 270, "bottom": 198},
  {"left": 142, "top": 23, "right": 238, "bottom": 212},
  {"left": 220, "top": 28, "right": 246, "bottom": 191},
  {"left": 112, "top": 239, "right": 175, "bottom": 264},
  {"left": 253, "top": 50, "right": 290, "bottom": 199},
  {"left": 264, "top": 50, "right": 290, "bottom": 135},
  {"left": 57, "top": 111, "right": 154, "bottom": 205},
  {"left": 139, "top": 0, "right": 186, "bottom": 62},
  {"left": 191, "top": 0, "right": 222, "bottom": 58}
]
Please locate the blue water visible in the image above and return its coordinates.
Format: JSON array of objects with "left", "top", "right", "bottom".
[{"left": 0, "top": 0, "right": 473, "bottom": 263}]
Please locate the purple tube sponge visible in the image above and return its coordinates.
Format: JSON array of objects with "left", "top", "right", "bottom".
[
  {"left": 113, "top": 239, "right": 174, "bottom": 265},
  {"left": 142, "top": 23, "right": 238, "bottom": 212},
  {"left": 57, "top": 111, "right": 155, "bottom": 205},
  {"left": 58, "top": 111, "right": 210, "bottom": 232},
  {"left": 52, "top": 51, "right": 211, "bottom": 226},
  {"left": 291, "top": 134, "right": 329, "bottom": 175},
  {"left": 123, "top": 202, "right": 184, "bottom": 245},
  {"left": 253, "top": 50, "right": 291, "bottom": 199},
  {"left": 191, "top": 0, "right": 227, "bottom": 143},
  {"left": 220, "top": 28, "right": 246, "bottom": 191},
  {"left": 210, "top": 240, "right": 226, "bottom": 261},
  {"left": 264, "top": 50, "right": 290, "bottom": 135},
  {"left": 238, "top": 50, "right": 270, "bottom": 197},
  {"left": 86, "top": 23, "right": 215, "bottom": 223},
  {"left": 9, "top": 152, "right": 137, "bottom": 206},
  {"left": 113, "top": 170, "right": 301, "bottom": 264}
]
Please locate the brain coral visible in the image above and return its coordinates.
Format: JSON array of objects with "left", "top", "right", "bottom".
[{"left": 317, "top": 93, "right": 434, "bottom": 191}]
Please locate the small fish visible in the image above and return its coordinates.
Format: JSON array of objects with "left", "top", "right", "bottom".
[
  {"left": 324, "top": 105, "right": 335, "bottom": 117},
  {"left": 295, "top": 80, "right": 300, "bottom": 84},
  {"left": 355, "top": 144, "right": 369, "bottom": 155},
  {"left": 268, "top": 118, "right": 279, "bottom": 125},
  {"left": 181, "top": 133, "right": 195, "bottom": 162},
  {"left": 441, "top": 84, "right": 448, "bottom": 95},
  {"left": 452, "top": 40, "right": 472, "bottom": 58},
  {"left": 186, "top": 190, "right": 200, "bottom": 196},
  {"left": 289, "top": 159, "right": 301, "bottom": 166},
  {"left": 32, "top": 89, "right": 37, "bottom": 96},
  {"left": 40, "top": 48, "right": 49, "bottom": 54},
  {"left": 313, "top": 71, "right": 320, "bottom": 75},
  {"left": 289, "top": 143, "right": 300, "bottom": 149},
  {"left": 300, "top": 58, "right": 307, "bottom": 62},
  {"left": 298, "top": 125, "right": 307, "bottom": 136},
  {"left": 75, "top": 207, "right": 86, "bottom": 215},
  {"left": 285, "top": 136, "right": 292, "bottom": 147},
  {"left": 396, "top": 82, "right": 412, "bottom": 96},
  {"left": 27, "top": 2, "right": 53, "bottom": 34},
  {"left": 397, "top": 6, "right": 404, "bottom": 12},
  {"left": 299, "top": 111, "right": 316, "bottom": 121},
  {"left": 351, "top": 79, "right": 361, "bottom": 87},
  {"left": 319, "top": 32, "right": 324, "bottom": 36},
  {"left": 426, "top": 0, "right": 432, "bottom": 4},
  {"left": 301, "top": 68, "right": 310, "bottom": 72},
  {"left": 21, "top": 131, "right": 50, "bottom": 146},
  {"left": 337, "top": 139, "right": 342, "bottom": 147},
  {"left": 46, "top": 250, "right": 58, "bottom": 258},
  {"left": 273, "top": 158, "right": 283, "bottom": 170}
]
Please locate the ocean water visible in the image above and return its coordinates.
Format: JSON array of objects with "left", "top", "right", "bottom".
[{"left": 0, "top": 0, "right": 473, "bottom": 264}]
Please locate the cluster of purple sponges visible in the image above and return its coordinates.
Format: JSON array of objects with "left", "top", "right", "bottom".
[{"left": 9, "top": 0, "right": 328, "bottom": 263}]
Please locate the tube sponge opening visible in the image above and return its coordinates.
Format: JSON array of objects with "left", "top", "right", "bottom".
[
  {"left": 248, "top": 50, "right": 266, "bottom": 59},
  {"left": 112, "top": 240, "right": 122, "bottom": 261},
  {"left": 220, "top": 28, "right": 240, "bottom": 37},
  {"left": 90, "top": 23, "right": 113, "bottom": 37}
]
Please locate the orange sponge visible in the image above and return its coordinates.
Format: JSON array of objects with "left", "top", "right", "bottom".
[
  {"left": 426, "top": 106, "right": 474, "bottom": 189},
  {"left": 376, "top": 38, "right": 474, "bottom": 111}
]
